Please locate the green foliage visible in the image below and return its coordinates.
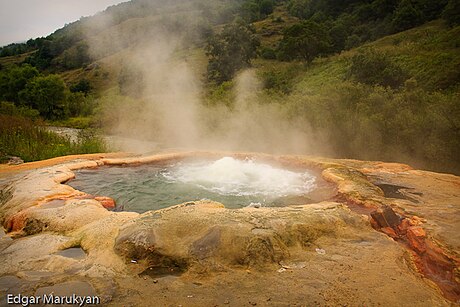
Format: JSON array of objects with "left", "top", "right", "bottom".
[
  {"left": 287, "top": 0, "right": 312, "bottom": 19},
  {"left": 260, "top": 64, "right": 304, "bottom": 94},
  {"left": 206, "top": 21, "right": 260, "bottom": 83},
  {"left": 19, "top": 75, "right": 68, "bottom": 120},
  {"left": 287, "top": 0, "right": 367, "bottom": 19},
  {"left": 329, "top": 21, "right": 348, "bottom": 52},
  {"left": 50, "top": 116, "right": 94, "bottom": 129},
  {"left": 259, "top": 0, "right": 275, "bottom": 16},
  {"left": 70, "top": 79, "right": 91, "bottom": 94},
  {"left": 277, "top": 21, "right": 331, "bottom": 62},
  {"left": 0, "top": 64, "right": 39, "bottom": 103},
  {"left": 345, "top": 34, "right": 362, "bottom": 50},
  {"left": 205, "top": 81, "right": 235, "bottom": 106},
  {"left": 260, "top": 47, "right": 277, "bottom": 60},
  {"left": 0, "top": 0, "right": 457, "bottom": 174},
  {"left": 348, "top": 49, "right": 408, "bottom": 88},
  {"left": 0, "top": 38, "right": 43, "bottom": 57},
  {"left": 241, "top": 0, "right": 275, "bottom": 22},
  {"left": 391, "top": 0, "right": 423, "bottom": 32},
  {"left": 74, "top": 129, "right": 108, "bottom": 153},
  {"left": 61, "top": 42, "right": 91, "bottom": 69},
  {"left": 24, "top": 30, "right": 88, "bottom": 70},
  {"left": 0, "top": 64, "right": 94, "bottom": 120},
  {"left": 24, "top": 40, "right": 54, "bottom": 70},
  {"left": 0, "top": 114, "right": 107, "bottom": 162},
  {"left": 0, "top": 101, "right": 40, "bottom": 119},
  {"left": 67, "top": 92, "right": 95, "bottom": 117},
  {"left": 0, "top": 44, "right": 32, "bottom": 57},
  {"left": 288, "top": 82, "right": 460, "bottom": 173},
  {"left": 416, "top": 0, "right": 448, "bottom": 21},
  {"left": 443, "top": 0, "right": 460, "bottom": 26},
  {"left": 283, "top": 0, "right": 451, "bottom": 58}
]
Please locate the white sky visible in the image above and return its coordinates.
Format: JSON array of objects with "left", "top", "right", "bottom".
[{"left": 0, "top": 0, "right": 128, "bottom": 46}]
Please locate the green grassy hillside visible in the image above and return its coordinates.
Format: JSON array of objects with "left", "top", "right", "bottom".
[
  {"left": 253, "top": 20, "right": 460, "bottom": 93},
  {"left": 242, "top": 20, "right": 459, "bottom": 173}
]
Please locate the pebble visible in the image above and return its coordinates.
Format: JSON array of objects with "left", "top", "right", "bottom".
[
  {"left": 315, "top": 248, "right": 326, "bottom": 255},
  {"left": 277, "top": 268, "right": 287, "bottom": 273}
]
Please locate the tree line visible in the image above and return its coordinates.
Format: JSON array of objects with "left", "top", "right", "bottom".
[
  {"left": 206, "top": 0, "right": 459, "bottom": 83},
  {"left": 0, "top": 64, "right": 93, "bottom": 120}
]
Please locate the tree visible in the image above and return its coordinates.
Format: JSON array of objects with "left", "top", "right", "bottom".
[
  {"left": 70, "top": 79, "right": 91, "bottom": 95},
  {"left": 416, "top": 0, "right": 448, "bottom": 21},
  {"left": 19, "top": 75, "right": 68, "bottom": 120},
  {"left": 391, "top": 0, "right": 423, "bottom": 32},
  {"left": 206, "top": 21, "right": 260, "bottom": 83},
  {"left": 241, "top": 0, "right": 275, "bottom": 22},
  {"left": 259, "top": 0, "right": 275, "bottom": 16},
  {"left": 329, "top": 21, "right": 348, "bottom": 52},
  {"left": 0, "top": 64, "right": 39, "bottom": 103},
  {"left": 62, "top": 42, "right": 91, "bottom": 69},
  {"left": 277, "top": 21, "right": 331, "bottom": 62},
  {"left": 442, "top": 0, "right": 460, "bottom": 26},
  {"left": 348, "top": 49, "right": 408, "bottom": 88},
  {"left": 287, "top": 0, "right": 312, "bottom": 19},
  {"left": 241, "top": 1, "right": 261, "bottom": 21}
]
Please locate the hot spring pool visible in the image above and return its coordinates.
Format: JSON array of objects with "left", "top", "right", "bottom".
[{"left": 68, "top": 157, "right": 331, "bottom": 213}]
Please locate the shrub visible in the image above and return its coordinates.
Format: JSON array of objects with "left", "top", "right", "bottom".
[
  {"left": 260, "top": 65, "right": 303, "bottom": 94},
  {"left": 391, "top": 0, "right": 423, "bottom": 32},
  {"left": 277, "top": 21, "right": 331, "bottom": 62},
  {"left": 70, "top": 79, "right": 91, "bottom": 94},
  {"left": 260, "top": 47, "right": 277, "bottom": 60},
  {"left": 19, "top": 74, "right": 68, "bottom": 120},
  {"left": 348, "top": 49, "right": 408, "bottom": 88},
  {"left": 0, "top": 64, "right": 40, "bottom": 103}
]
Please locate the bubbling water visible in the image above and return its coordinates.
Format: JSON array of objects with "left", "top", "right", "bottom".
[
  {"left": 68, "top": 156, "right": 324, "bottom": 212},
  {"left": 163, "top": 157, "right": 316, "bottom": 198}
]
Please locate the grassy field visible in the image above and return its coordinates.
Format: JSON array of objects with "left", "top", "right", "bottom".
[{"left": 0, "top": 115, "right": 107, "bottom": 162}]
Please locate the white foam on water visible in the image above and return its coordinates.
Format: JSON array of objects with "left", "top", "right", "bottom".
[{"left": 162, "top": 157, "right": 316, "bottom": 198}]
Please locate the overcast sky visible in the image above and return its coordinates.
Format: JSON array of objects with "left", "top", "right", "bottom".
[{"left": 0, "top": 0, "right": 128, "bottom": 46}]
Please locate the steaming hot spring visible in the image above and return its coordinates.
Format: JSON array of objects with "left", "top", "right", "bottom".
[
  {"left": 68, "top": 156, "right": 331, "bottom": 212},
  {"left": 2, "top": 152, "right": 459, "bottom": 305}
]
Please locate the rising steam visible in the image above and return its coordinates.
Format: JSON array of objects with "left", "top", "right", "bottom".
[{"left": 86, "top": 17, "right": 329, "bottom": 155}]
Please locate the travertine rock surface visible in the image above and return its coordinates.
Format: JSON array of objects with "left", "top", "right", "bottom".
[{"left": 0, "top": 151, "right": 458, "bottom": 306}]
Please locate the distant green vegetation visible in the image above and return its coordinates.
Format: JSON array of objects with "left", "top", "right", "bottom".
[
  {"left": 241, "top": 0, "right": 276, "bottom": 22},
  {"left": 0, "top": 64, "right": 94, "bottom": 120},
  {"left": 252, "top": 21, "right": 460, "bottom": 174},
  {"left": 0, "top": 0, "right": 456, "bottom": 75},
  {"left": 0, "top": 113, "right": 106, "bottom": 163},
  {"left": 206, "top": 21, "right": 260, "bottom": 83},
  {"left": 286, "top": 82, "right": 460, "bottom": 174},
  {"left": 276, "top": 20, "right": 331, "bottom": 61},
  {"left": 347, "top": 49, "right": 408, "bottom": 88},
  {"left": 0, "top": 0, "right": 458, "bottom": 174}
]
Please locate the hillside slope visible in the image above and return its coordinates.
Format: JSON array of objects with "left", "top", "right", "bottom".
[{"left": 0, "top": 0, "right": 459, "bottom": 174}]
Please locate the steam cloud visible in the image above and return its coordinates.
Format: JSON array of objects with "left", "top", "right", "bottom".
[{"left": 86, "top": 17, "right": 330, "bottom": 156}]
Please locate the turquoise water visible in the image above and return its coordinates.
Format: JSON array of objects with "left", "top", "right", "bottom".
[{"left": 68, "top": 157, "right": 322, "bottom": 213}]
